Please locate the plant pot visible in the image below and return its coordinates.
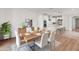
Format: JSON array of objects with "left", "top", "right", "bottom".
[
  {"left": 0, "top": 34, "right": 3, "bottom": 40},
  {"left": 3, "top": 34, "right": 10, "bottom": 39}
]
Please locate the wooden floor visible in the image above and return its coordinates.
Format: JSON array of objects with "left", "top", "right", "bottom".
[
  {"left": 0, "top": 38, "right": 15, "bottom": 46},
  {"left": 74, "top": 28, "right": 79, "bottom": 32},
  {"left": 55, "top": 31, "right": 79, "bottom": 51},
  {"left": 0, "top": 31, "right": 79, "bottom": 51}
]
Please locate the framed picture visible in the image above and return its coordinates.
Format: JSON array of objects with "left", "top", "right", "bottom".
[{"left": 25, "top": 19, "right": 32, "bottom": 27}]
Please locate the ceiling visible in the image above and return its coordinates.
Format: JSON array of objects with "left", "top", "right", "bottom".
[{"left": 26, "top": 8, "right": 79, "bottom": 16}]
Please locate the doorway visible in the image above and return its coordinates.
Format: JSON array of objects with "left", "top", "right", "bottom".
[
  {"left": 75, "top": 18, "right": 79, "bottom": 32},
  {"left": 72, "top": 17, "right": 79, "bottom": 32}
]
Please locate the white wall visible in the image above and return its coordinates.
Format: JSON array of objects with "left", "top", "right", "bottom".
[
  {"left": 0, "top": 9, "right": 12, "bottom": 26},
  {"left": 72, "top": 17, "right": 76, "bottom": 30},
  {"left": 0, "top": 8, "right": 39, "bottom": 37}
]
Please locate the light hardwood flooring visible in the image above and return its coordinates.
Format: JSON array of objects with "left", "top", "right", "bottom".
[
  {"left": 73, "top": 28, "right": 79, "bottom": 32},
  {"left": 0, "top": 38, "right": 15, "bottom": 51},
  {"left": 55, "top": 31, "right": 79, "bottom": 51}
]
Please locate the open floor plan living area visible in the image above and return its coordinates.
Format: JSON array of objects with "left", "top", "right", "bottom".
[{"left": 0, "top": 8, "right": 79, "bottom": 51}]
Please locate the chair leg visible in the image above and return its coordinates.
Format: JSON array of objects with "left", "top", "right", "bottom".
[
  {"left": 30, "top": 46, "right": 35, "bottom": 51},
  {"left": 49, "top": 41, "right": 55, "bottom": 51},
  {"left": 28, "top": 41, "right": 36, "bottom": 51}
]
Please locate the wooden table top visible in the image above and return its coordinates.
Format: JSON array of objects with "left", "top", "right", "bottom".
[
  {"left": 18, "top": 28, "right": 49, "bottom": 42},
  {"left": 22, "top": 31, "right": 42, "bottom": 42}
]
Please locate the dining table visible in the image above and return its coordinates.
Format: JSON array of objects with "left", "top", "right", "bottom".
[
  {"left": 21, "top": 31, "right": 42, "bottom": 42},
  {"left": 18, "top": 27, "right": 49, "bottom": 43}
]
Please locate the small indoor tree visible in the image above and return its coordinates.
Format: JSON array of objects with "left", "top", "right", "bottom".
[{"left": 1, "top": 22, "right": 11, "bottom": 39}]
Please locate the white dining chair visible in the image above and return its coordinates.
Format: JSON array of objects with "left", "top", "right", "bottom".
[
  {"left": 15, "top": 30, "right": 21, "bottom": 48},
  {"left": 48, "top": 31, "right": 56, "bottom": 50},
  {"left": 14, "top": 30, "right": 32, "bottom": 51},
  {"left": 35, "top": 32, "right": 49, "bottom": 48}
]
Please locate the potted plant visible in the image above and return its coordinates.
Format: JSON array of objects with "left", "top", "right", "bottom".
[
  {"left": 1, "top": 22, "right": 11, "bottom": 39},
  {"left": 0, "top": 26, "right": 3, "bottom": 40}
]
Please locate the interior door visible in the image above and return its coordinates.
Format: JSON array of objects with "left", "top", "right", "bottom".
[{"left": 76, "top": 18, "right": 79, "bottom": 29}]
